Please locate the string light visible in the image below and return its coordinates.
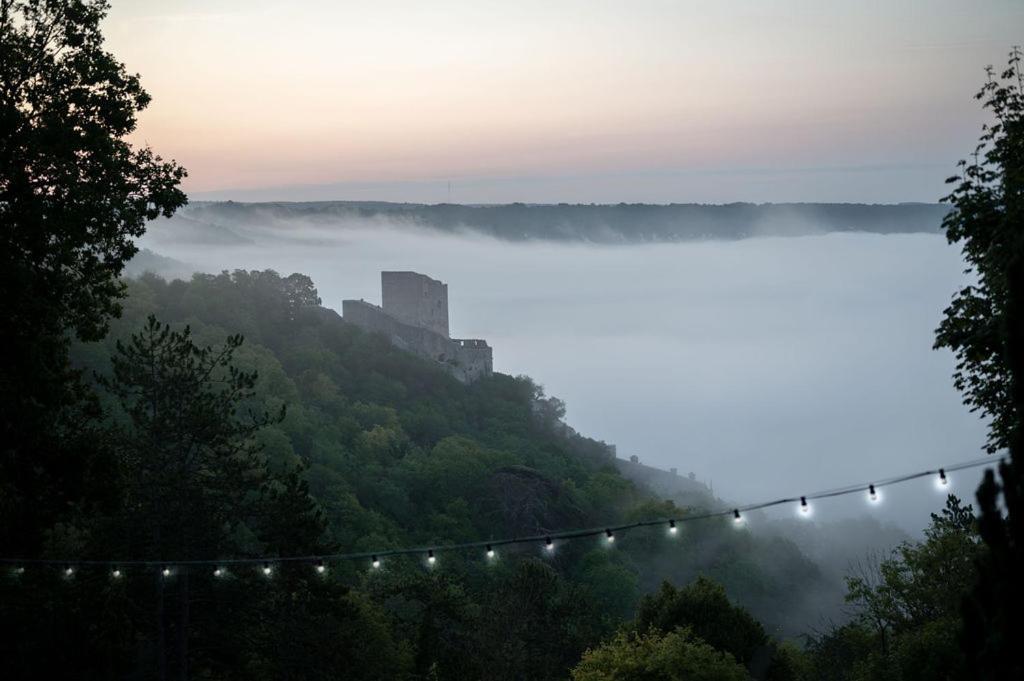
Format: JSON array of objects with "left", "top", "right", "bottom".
[
  {"left": 799, "top": 496, "right": 810, "bottom": 516},
  {"left": 2, "top": 456, "right": 1000, "bottom": 578}
]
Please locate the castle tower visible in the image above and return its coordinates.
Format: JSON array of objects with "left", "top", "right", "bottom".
[
  {"left": 343, "top": 271, "right": 490, "bottom": 383},
  {"left": 381, "top": 271, "right": 449, "bottom": 338}
]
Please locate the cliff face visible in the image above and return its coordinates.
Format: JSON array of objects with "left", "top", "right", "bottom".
[{"left": 342, "top": 299, "right": 492, "bottom": 383}]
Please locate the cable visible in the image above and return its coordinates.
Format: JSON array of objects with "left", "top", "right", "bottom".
[{"left": 0, "top": 455, "right": 1008, "bottom": 571}]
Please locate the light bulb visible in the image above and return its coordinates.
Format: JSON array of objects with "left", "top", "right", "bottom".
[
  {"left": 545, "top": 537, "right": 554, "bottom": 552},
  {"left": 605, "top": 529, "right": 615, "bottom": 543},
  {"left": 486, "top": 545, "right": 495, "bottom": 559},
  {"left": 800, "top": 496, "right": 810, "bottom": 514},
  {"left": 868, "top": 484, "right": 879, "bottom": 503},
  {"left": 213, "top": 567, "right": 224, "bottom": 577},
  {"left": 162, "top": 567, "right": 171, "bottom": 577},
  {"left": 315, "top": 560, "right": 326, "bottom": 574},
  {"left": 427, "top": 550, "right": 436, "bottom": 565},
  {"left": 371, "top": 556, "right": 380, "bottom": 569},
  {"left": 938, "top": 468, "right": 949, "bottom": 487},
  {"left": 64, "top": 565, "right": 74, "bottom": 576},
  {"left": 111, "top": 568, "right": 122, "bottom": 579},
  {"left": 668, "top": 519, "right": 678, "bottom": 534},
  {"left": 262, "top": 563, "right": 272, "bottom": 576},
  {"left": 733, "top": 509, "right": 742, "bottom": 523}
]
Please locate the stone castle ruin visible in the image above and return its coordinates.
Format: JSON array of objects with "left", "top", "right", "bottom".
[{"left": 342, "top": 272, "right": 493, "bottom": 383}]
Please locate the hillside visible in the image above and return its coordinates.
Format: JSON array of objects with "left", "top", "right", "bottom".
[
  {"left": 69, "top": 269, "right": 832, "bottom": 676},
  {"left": 163, "top": 201, "right": 950, "bottom": 243}
]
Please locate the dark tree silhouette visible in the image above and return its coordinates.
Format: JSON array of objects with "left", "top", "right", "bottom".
[
  {"left": 936, "top": 48, "right": 1024, "bottom": 678},
  {"left": 0, "top": 0, "right": 186, "bottom": 554}
]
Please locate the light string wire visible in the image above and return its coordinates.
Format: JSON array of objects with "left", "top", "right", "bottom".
[{"left": 0, "top": 455, "right": 1007, "bottom": 571}]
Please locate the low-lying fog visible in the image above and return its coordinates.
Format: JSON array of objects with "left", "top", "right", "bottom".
[{"left": 137, "top": 215, "right": 991, "bottom": 536}]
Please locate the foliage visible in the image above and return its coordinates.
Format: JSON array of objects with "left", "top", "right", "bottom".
[
  {"left": 8, "top": 267, "right": 829, "bottom": 677},
  {"left": 935, "top": 47, "right": 1024, "bottom": 678},
  {"left": 634, "top": 576, "right": 805, "bottom": 680},
  {"left": 806, "top": 496, "right": 982, "bottom": 681},
  {"left": 935, "top": 49, "right": 1024, "bottom": 454},
  {"left": 637, "top": 577, "right": 768, "bottom": 667},
  {"left": 0, "top": 0, "right": 186, "bottom": 556},
  {"left": 3, "top": 314, "right": 404, "bottom": 679},
  {"left": 571, "top": 628, "right": 749, "bottom": 681}
]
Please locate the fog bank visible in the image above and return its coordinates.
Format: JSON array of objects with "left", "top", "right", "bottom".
[{"left": 137, "top": 216, "right": 991, "bottom": 534}]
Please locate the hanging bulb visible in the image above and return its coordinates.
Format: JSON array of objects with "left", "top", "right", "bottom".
[
  {"left": 111, "top": 568, "right": 122, "bottom": 579},
  {"left": 427, "top": 550, "right": 436, "bottom": 566},
  {"left": 262, "top": 563, "right": 272, "bottom": 576},
  {"left": 733, "top": 509, "right": 742, "bottom": 523},
  {"left": 162, "top": 566, "right": 171, "bottom": 578},
  {"left": 545, "top": 536, "right": 554, "bottom": 552},
  {"left": 64, "top": 565, "right": 74, "bottom": 577},
  {"left": 213, "top": 567, "right": 224, "bottom": 578},
  {"left": 605, "top": 529, "right": 615, "bottom": 543},
  {"left": 371, "top": 556, "right": 381, "bottom": 569},
  {"left": 800, "top": 496, "right": 810, "bottom": 513},
  {"left": 668, "top": 519, "right": 678, "bottom": 535},
  {"left": 14, "top": 566, "right": 25, "bottom": 576},
  {"left": 486, "top": 545, "right": 495, "bottom": 559},
  {"left": 315, "top": 560, "right": 326, "bottom": 574},
  {"left": 938, "top": 468, "right": 949, "bottom": 486},
  {"left": 868, "top": 484, "right": 879, "bottom": 503}
]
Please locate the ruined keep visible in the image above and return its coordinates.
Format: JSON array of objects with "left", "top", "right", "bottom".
[
  {"left": 382, "top": 271, "right": 449, "bottom": 337},
  {"left": 342, "top": 272, "right": 493, "bottom": 383}
]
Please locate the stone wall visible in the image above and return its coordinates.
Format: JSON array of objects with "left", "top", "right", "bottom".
[
  {"left": 452, "top": 338, "right": 493, "bottom": 382},
  {"left": 342, "top": 299, "right": 491, "bottom": 383},
  {"left": 381, "top": 271, "right": 449, "bottom": 338},
  {"left": 614, "top": 456, "right": 715, "bottom": 508}
]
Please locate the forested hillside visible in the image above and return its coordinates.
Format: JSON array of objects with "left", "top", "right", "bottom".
[
  {"left": 61, "top": 269, "right": 825, "bottom": 678},
  {"left": 166, "top": 201, "right": 950, "bottom": 244}
]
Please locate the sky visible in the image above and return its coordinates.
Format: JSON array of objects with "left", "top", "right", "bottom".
[{"left": 104, "top": 0, "right": 1023, "bottom": 203}]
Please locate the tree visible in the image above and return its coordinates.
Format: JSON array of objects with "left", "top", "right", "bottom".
[
  {"left": 0, "top": 0, "right": 186, "bottom": 555},
  {"left": 636, "top": 577, "right": 768, "bottom": 668},
  {"left": 90, "top": 317, "right": 336, "bottom": 679},
  {"left": 935, "top": 48, "right": 1024, "bottom": 678},
  {"left": 571, "top": 628, "right": 749, "bottom": 681},
  {"left": 841, "top": 496, "right": 981, "bottom": 681},
  {"left": 99, "top": 317, "right": 290, "bottom": 560}
]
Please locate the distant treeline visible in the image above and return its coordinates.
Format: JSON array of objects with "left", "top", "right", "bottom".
[{"left": 177, "top": 201, "right": 951, "bottom": 243}]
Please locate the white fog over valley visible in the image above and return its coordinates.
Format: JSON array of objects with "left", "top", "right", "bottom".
[{"left": 135, "top": 209, "right": 991, "bottom": 541}]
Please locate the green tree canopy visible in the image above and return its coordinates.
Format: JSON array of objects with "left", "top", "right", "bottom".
[
  {"left": 636, "top": 577, "right": 768, "bottom": 667},
  {"left": 571, "top": 628, "right": 749, "bottom": 681},
  {"left": 807, "top": 496, "right": 983, "bottom": 681}
]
